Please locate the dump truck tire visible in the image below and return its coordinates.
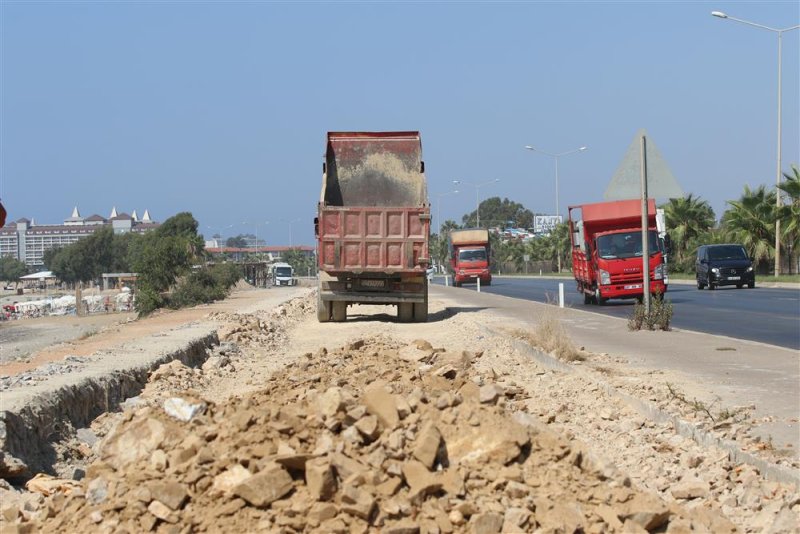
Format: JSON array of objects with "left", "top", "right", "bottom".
[
  {"left": 332, "top": 301, "right": 347, "bottom": 322},
  {"left": 317, "top": 290, "right": 331, "bottom": 323},
  {"left": 398, "top": 303, "right": 414, "bottom": 322},
  {"left": 413, "top": 286, "right": 428, "bottom": 322}
]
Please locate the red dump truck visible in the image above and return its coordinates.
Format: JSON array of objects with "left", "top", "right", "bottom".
[
  {"left": 568, "top": 199, "right": 667, "bottom": 304},
  {"left": 315, "top": 131, "right": 431, "bottom": 322},
  {"left": 448, "top": 228, "right": 491, "bottom": 287}
]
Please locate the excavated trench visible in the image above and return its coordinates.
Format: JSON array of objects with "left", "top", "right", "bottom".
[{"left": 0, "top": 331, "right": 218, "bottom": 479}]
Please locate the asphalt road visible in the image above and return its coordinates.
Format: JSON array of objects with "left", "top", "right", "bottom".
[{"left": 434, "top": 276, "right": 800, "bottom": 350}]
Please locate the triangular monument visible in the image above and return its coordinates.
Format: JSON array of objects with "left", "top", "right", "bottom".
[{"left": 605, "top": 129, "right": 683, "bottom": 200}]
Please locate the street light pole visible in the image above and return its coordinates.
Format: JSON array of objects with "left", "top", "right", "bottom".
[
  {"left": 524, "top": 145, "right": 587, "bottom": 273},
  {"left": 435, "top": 190, "right": 459, "bottom": 236},
  {"left": 712, "top": 11, "right": 800, "bottom": 276},
  {"left": 281, "top": 218, "right": 302, "bottom": 248},
  {"left": 242, "top": 221, "right": 269, "bottom": 260},
  {"left": 524, "top": 145, "right": 587, "bottom": 218},
  {"left": 452, "top": 179, "right": 499, "bottom": 227}
]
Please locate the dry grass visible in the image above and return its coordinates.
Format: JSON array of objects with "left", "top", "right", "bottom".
[
  {"left": 77, "top": 329, "right": 98, "bottom": 341},
  {"left": 511, "top": 309, "right": 585, "bottom": 362}
]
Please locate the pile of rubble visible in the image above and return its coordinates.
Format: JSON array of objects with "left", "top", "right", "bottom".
[
  {"left": 4, "top": 337, "right": 741, "bottom": 533},
  {"left": 209, "top": 298, "right": 311, "bottom": 350}
]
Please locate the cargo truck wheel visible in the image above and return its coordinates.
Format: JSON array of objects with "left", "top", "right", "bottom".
[
  {"left": 316, "top": 291, "right": 331, "bottom": 323},
  {"left": 398, "top": 303, "right": 414, "bottom": 322},
  {"left": 332, "top": 302, "right": 347, "bottom": 322},
  {"left": 594, "top": 288, "right": 607, "bottom": 305},
  {"left": 583, "top": 293, "right": 592, "bottom": 305}
]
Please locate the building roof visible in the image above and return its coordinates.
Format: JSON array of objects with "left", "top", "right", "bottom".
[
  {"left": 206, "top": 246, "right": 315, "bottom": 253},
  {"left": 16, "top": 218, "right": 31, "bottom": 223},
  {"left": 111, "top": 213, "right": 133, "bottom": 221},
  {"left": 86, "top": 214, "right": 106, "bottom": 222}
]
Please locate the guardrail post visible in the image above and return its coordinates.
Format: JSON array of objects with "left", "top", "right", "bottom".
[
  {"left": 558, "top": 283, "right": 564, "bottom": 308},
  {"left": 477, "top": 278, "right": 481, "bottom": 292}
]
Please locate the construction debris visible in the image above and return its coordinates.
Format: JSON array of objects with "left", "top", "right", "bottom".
[{"left": 4, "top": 337, "right": 740, "bottom": 533}]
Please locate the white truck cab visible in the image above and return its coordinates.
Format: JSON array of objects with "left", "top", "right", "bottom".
[{"left": 271, "top": 262, "right": 296, "bottom": 286}]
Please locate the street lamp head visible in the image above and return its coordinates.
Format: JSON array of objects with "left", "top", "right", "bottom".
[
  {"left": 524, "top": 145, "right": 535, "bottom": 151},
  {"left": 579, "top": 146, "right": 588, "bottom": 151},
  {"left": 452, "top": 180, "right": 460, "bottom": 185},
  {"left": 711, "top": 11, "right": 728, "bottom": 18}
]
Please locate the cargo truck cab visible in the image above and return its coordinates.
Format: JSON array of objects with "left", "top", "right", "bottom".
[
  {"left": 449, "top": 229, "right": 491, "bottom": 287},
  {"left": 570, "top": 200, "right": 667, "bottom": 305}
]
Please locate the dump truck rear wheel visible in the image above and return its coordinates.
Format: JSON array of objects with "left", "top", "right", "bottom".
[
  {"left": 413, "top": 302, "right": 428, "bottom": 322},
  {"left": 332, "top": 301, "right": 347, "bottom": 322},
  {"left": 398, "top": 303, "right": 414, "bottom": 322},
  {"left": 317, "top": 291, "right": 331, "bottom": 323}
]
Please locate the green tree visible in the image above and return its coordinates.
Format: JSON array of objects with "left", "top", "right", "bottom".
[
  {"left": 281, "top": 249, "right": 315, "bottom": 277},
  {"left": 662, "top": 194, "right": 716, "bottom": 272},
  {"left": 721, "top": 185, "right": 776, "bottom": 270},
  {"left": 130, "top": 213, "right": 204, "bottom": 314},
  {"left": 47, "top": 226, "right": 132, "bottom": 285},
  {"left": 777, "top": 164, "right": 800, "bottom": 274},
  {"left": 551, "top": 222, "right": 572, "bottom": 271},
  {"left": 433, "top": 220, "right": 461, "bottom": 271},
  {"left": 461, "top": 197, "right": 533, "bottom": 229},
  {"left": 226, "top": 235, "right": 248, "bottom": 248},
  {"left": 0, "top": 256, "right": 27, "bottom": 285}
]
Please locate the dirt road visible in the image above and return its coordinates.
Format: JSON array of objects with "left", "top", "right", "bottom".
[{"left": 0, "top": 287, "right": 797, "bottom": 532}]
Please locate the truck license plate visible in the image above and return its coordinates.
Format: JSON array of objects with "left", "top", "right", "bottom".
[
  {"left": 624, "top": 284, "right": 642, "bottom": 290},
  {"left": 361, "top": 280, "right": 385, "bottom": 288}
]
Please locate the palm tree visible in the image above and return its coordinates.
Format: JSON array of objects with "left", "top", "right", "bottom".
[
  {"left": 777, "top": 164, "right": 800, "bottom": 274},
  {"left": 662, "top": 195, "right": 716, "bottom": 272},
  {"left": 721, "top": 185, "right": 776, "bottom": 270}
]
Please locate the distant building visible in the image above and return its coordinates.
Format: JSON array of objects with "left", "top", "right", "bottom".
[
  {"left": 0, "top": 206, "right": 159, "bottom": 267},
  {"left": 205, "top": 246, "right": 315, "bottom": 263}
]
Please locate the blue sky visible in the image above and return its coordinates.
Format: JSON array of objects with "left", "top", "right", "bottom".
[{"left": 2, "top": 1, "right": 798, "bottom": 246}]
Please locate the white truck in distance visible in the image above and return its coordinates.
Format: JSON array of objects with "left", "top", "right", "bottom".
[{"left": 270, "top": 262, "right": 296, "bottom": 286}]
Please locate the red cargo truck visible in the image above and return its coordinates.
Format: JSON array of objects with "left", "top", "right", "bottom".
[
  {"left": 315, "top": 132, "right": 430, "bottom": 322},
  {"left": 448, "top": 229, "right": 491, "bottom": 287},
  {"left": 568, "top": 199, "right": 667, "bottom": 305}
]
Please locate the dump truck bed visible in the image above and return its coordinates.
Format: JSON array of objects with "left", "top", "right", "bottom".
[
  {"left": 317, "top": 131, "right": 430, "bottom": 275},
  {"left": 317, "top": 206, "right": 429, "bottom": 274},
  {"left": 322, "top": 132, "right": 427, "bottom": 208}
]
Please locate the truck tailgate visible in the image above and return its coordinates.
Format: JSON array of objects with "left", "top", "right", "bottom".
[{"left": 318, "top": 206, "right": 429, "bottom": 274}]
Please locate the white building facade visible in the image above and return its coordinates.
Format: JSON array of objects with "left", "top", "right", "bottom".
[{"left": 0, "top": 207, "right": 158, "bottom": 267}]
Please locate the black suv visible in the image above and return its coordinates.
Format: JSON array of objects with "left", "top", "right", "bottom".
[{"left": 695, "top": 244, "right": 755, "bottom": 290}]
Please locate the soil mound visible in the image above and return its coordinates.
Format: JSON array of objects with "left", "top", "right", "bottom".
[{"left": 11, "top": 337, "right": 738, "bottom": 533}]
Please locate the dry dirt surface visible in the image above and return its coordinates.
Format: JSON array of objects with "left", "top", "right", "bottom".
[{"left": 1, "top": 291, "right": 798, "bottom": 533}]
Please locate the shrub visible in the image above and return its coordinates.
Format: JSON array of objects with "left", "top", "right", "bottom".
[
  {"left": 210, "top": 263, "right": 242, "bottom": 290},
  {"left": 628, "top": 292, "right": 673, "bottom": 331},
  {"left": 136, "top": 287, "right": 164, "bottom": 316}
]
